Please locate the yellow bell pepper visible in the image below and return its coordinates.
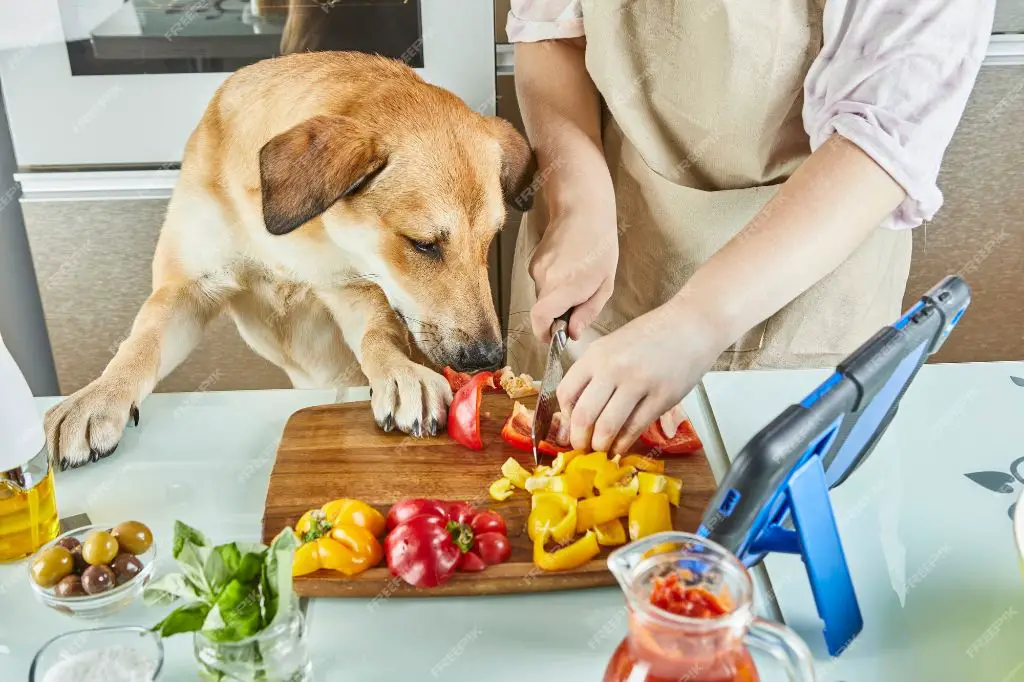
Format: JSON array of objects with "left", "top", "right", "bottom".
[
  {"left": 637, "top": 472, "right": 683, "bottom": 507},
  {"left": 292, "top": 524, "right": 382, "bottom": 577},
  {"left": 605, "top": 474, "right": 640, "bottom": 499},
  {"left": 566, "top": 451, "right": 609, "bottom": 475},
  {"left": 628, "top": 493, "right": 673, "bottom": 541},
  {"left": 533, "top": 465, "right": 553, "bottom": 477},
  {"left": 549, "top": 449, "right": 583, "bottom": 475},
  {"left": 595, "top": 464, "right": 636, "bottom": 490},
  {"left": 620, "top": 455, "right": 665, "bottom": 473},
  {"left": 501, "top": 458, "right": 532, "bottom": 489},
  {"left": 297, "top": 498, "right": 386, "bottom": 539},
  {"left": 489, "top": 478, "right": 515, "bottom": 501},
  {"left": 576, "top": 492, "right": 632, "bottom": 532},
  {"left": 533, "top": 531, "right": 600, "bottom": 571},
  {"left": 525, "top": 469, "right": 594, "bottom": 497},
  {"left": 594, "top": 519, "right": 627, "bottom": 546},
  {"left": 528, "top": 492, "right": 578, "bottom": 545}
]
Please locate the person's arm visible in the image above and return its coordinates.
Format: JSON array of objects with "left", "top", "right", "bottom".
[
  {"left": 669, "top": 135, "right": 904, "bottom": 356},
  {"left": 513, "top": 30, "right": 619, "bottom": 342}
]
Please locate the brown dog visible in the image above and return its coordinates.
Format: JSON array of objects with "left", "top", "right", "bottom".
[{"left": 44, "top": 51, "right": 535, "bottom": 469}]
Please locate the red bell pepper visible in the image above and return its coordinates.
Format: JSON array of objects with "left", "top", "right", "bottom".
[
  {"left": 500, "top": 401, "right": 571, "bottom": 457},
  {"left": 638, "top": 419, "right": 703, "bottom": 455},
  {"left": 383, "top": 499, "right": 511, "bottom": 587},
  {"left": 447, "top": 372, "right": 495, "bottom": 450},
  {"left": 443, "top": 367, "right": 503, "bottom": 394}
]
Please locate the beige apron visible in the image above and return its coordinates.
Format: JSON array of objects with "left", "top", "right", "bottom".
[{"left": 507, "top": 0, "right": 913, "bottom": 375}]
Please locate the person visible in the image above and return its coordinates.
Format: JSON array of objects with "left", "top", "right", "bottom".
[{"left": 506, "top": 0, "right": 995, "bottom": 455}]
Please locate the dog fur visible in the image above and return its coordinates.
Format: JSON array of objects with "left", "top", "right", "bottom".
[{"left": 44, "top": 51, "right": 535, "bottom": 469}]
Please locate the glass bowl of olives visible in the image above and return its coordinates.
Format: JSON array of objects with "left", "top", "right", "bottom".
[{"left": 28, "top": 521, "right": 156, "bottom": 619}]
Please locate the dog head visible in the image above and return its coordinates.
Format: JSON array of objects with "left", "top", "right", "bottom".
[{"left": 258, "top": 78, "right": 536, "bottom": 372}]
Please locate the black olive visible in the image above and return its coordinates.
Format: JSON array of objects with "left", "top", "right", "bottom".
[
  {"left": 111, "top": 553, "right": 143, "bottom": 586},
  {"left": 81, "top": 565, "right": 115, "bottom": 595}
]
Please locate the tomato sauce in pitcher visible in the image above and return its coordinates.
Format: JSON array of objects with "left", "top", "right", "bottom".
[{"left": 604, "top": 533, "right": 816, "bottom": 682}]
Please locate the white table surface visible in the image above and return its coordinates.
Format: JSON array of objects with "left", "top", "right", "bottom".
[
  {"left": 704, "top": 361, "right": 1024, "bottom": 682},
  {"left": 4, "top": 363, "right": 1023, "bottom": 681}
]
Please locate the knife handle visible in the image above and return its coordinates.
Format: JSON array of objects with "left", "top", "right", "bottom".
[{"left": 550, "top": 307, "right": 573, "bottom": 339}]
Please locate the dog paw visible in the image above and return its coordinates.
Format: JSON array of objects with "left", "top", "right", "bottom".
[
  {"left": 369, "top": 361, "right": 453, "bottom": 437},
  {"left": 44, "top": 380, "right": 138, "bottom": 471}
]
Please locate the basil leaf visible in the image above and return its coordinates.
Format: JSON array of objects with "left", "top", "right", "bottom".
[
  {"left": 262, "top": 528, "right": 300, "bottom": 627},
  {"left": 177, "top": 539, "right": 213, "bottom": 599},
  {"left": 142, "top": 573, "right": 201, "bottom": 607},
  {"left": 172, "top": 520, "right": 209, "bottom": 558},
  {"left": 152, "top": 602, "right": 211, "bottom": 637},
  {"left": 215, "top": 579, "right": 263, "bottom": 639}
]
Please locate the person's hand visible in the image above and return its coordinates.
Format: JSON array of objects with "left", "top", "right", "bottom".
[
  {"left": 529, "top": 204, "right": 618, "bottom": 343},
  {"left": 555, "top": 298, "right": 722, "bottom": 455}
]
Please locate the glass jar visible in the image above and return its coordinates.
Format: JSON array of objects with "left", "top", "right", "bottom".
[
  {"left": 0, "top": 444, "right": 60, "bottom": 562},
  {"left": 605, "top": 531, "right": 817, "bottom": 682},
  {"left": 194, "top": 606, "right": 312, "bottom": 682}
]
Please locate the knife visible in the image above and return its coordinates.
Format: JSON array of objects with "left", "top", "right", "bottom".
[{"left": 531, "top": 308, "right": 573, "bottom": 466}]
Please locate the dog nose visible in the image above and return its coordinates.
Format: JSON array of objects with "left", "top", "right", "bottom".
[{"left": 455, "top": 340, "right": 505, "bottom": 373}]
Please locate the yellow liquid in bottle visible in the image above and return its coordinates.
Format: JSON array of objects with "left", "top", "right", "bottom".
[{"left": 0, "top": 468, "right": 60, "bottom": 562}]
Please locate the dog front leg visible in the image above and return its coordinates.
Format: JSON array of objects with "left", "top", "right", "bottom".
[
  {"left": 44, "top": 281, "right": 224, "bottom": 469},
  {"left": 319, "top": 285, "right": 452, "bottom": 437}
]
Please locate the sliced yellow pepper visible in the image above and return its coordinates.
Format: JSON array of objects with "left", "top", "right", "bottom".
[
  {"left": 533, "top": 530, "right": 600, "bottom": 571},
  {"left": 501, "top": 458, "right": 532, "bottom": 489},
  {"left": 297, "top": 498, "right": 386, "bottom": 539},
  {"left": 549, "top": 449, "right": 584, "bottom": 475},
  {"left": 628, "top": 493, "right": 673, "bottom": 541},
  {"left": 620, "top": 455, "right": 665, "bottom": 473},
  {"left": 533, "top": 465, "right": 553, "bottom": 477},
  {"left": 567, "top": 468, "right": 597, "bottom": 498},
  {"left": 566, "top": 451, "right": 609, "bottom": 475},
  {"left": 605, "top": 474, "right": 640, "bottom": 499},
  {"left": 527, "top": 492, "right": 577, "bottom": 545},
  {"left": 594, "top": 519, "right": 627, "bottom": 546},
  {"left": 637, "top": 472, "right": 683, "bottom": 507},
  {"left": 595, "top": 464, "right": 637, "bottom": 490},
  {"left": 576, "top": 492, "right": 632, "bottom": 532},
  {"left": 489, "top": 477, "right": 515, "bottom": 501}
]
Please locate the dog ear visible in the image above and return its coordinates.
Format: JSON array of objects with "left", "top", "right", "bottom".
[
  {"left": 487, "top": 117, "right": 537, "bottom": 212},
  {"left": 259, "top": 115, "right": 387, "bottom": 236}
]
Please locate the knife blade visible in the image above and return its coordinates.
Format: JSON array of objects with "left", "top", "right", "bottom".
[{"left": 532, "top": 309, "right": 573, "bottom": 466}]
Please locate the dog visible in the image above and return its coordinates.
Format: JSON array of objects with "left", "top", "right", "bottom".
[{"left": 44, "top": 51, "right": 536, "bottom": 469}]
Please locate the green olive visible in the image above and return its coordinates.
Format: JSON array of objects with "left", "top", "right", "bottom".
[
  {"left": 31, "top": 546, "right": 74, "bottom": 588},
  {"left": 82, "top": 530, "right": 119, "bottom": 566},
  {"left": 111, "top": 521, "right": 153, "bottom": 555}
]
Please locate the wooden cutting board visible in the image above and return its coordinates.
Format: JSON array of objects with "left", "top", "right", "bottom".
[{"left": 262, "top": 392, "right": 717, "bottom": 597}]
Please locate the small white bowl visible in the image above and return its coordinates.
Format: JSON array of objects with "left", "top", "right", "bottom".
[
  {"left": 27, "top": 524, "right": 156, "bottom": 619},
  {"left": 29, "top": 625, "right": 164, "bottom": 681}
]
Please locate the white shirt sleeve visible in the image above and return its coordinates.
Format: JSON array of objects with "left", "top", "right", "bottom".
[{"left": 803, "top": 0, "right": 996, "bottom": 229}]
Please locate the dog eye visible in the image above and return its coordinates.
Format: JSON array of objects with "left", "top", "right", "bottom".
[{"left": 407, "top": 238, "right": 442, "bottom": 260}]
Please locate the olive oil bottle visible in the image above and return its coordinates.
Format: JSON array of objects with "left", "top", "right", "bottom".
[{"left": 0, "top": 333, "right": 60, "bottom": 562}]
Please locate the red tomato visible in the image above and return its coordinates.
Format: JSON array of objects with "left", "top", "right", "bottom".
[
  {"left": 474, "top": 532, "right": 512, "bottom": 565},
  {"left": 649, "top": 573, "right": 728, "bottom": 618},
  {"left": 470, "top": 509, "right": 507, "bottom": 536},
  {"left": 447, "top": 372, "right": 494, "bottom": 450},
  {"left": 638, "top": 420, "right": 703, "bottom": 455}
]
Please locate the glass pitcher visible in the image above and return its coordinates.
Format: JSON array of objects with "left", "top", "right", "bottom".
[{"left": 605, "top": 531, "right": 816, "bottom": 682}]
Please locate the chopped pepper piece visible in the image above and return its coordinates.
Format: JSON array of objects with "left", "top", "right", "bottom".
[
  {"left": 594, "top": 519, "right": 628, "bottom": 546},
  {"left": 628, "top": 493, "right": 673, "bottom": 541},
  {"left": 606, "top": 474, "right": 640, "bottom": 499},
  {"left": 576, "top": 492, "right": 633, "bottom": 532},
  {"left": 595, "top": 463, "right": 636, "bottom": 491},
  {"left": 620, "top": 455, "right": 666, "bottom": 473},
  {"left": 488, "top": 478, "right": 515, "bottom": 501},
  {"left": 533, "top": 531, "right": 600, "bottom": 571},
  {"left": 550, "top": 449, "right": 583, "bottom": 475},
  {"left": 527, "top": 492, "right": 578, "bottom": 545},
  {"left": 637, "top": 472, "right": 683, "bottom": 507},
  {"left": 501, "top": 458, "right": 532, "bottom": 489}
]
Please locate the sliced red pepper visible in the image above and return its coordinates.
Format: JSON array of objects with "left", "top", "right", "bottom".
[
  {"left": 638, "top": 419, "right": 703, "bottom": 455},
  {"left": 443, "top": 367, "right": 503, "bottom": 394},
  {"left": 500, "top": 401, "right": 571, "bottom": 457},
  {"left": 447, "top": 372, "right": 494, "bottom": 450}
]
